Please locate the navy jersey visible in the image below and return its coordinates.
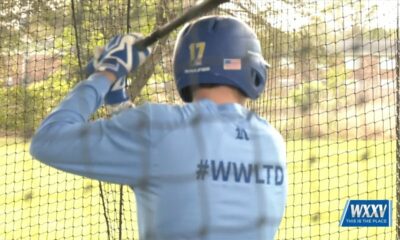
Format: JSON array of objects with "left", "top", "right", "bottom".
[{"left": 30, "top": 74, "right": 287, "bottom": 240}]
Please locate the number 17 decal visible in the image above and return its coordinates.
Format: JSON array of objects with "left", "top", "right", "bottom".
[{"left": 189, "top": 42, "right": 206, "bottom": 66}]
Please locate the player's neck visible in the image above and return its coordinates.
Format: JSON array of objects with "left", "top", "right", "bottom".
[{"left": 193, "top": 86, "right": 246, "bottom": 105}]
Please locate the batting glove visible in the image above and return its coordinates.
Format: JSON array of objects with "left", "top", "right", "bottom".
[
  {"left": 85, "top": 33, "right": 151, "bottom": 106},
  {"left": 104, "top": 76, "right": 130, "bottom": 105},
  {"left": 88, "top": 33, "right": 151, "bottom": 80},
  {"left": 86, "top": 59, "right": 130, "bottom": 105}
]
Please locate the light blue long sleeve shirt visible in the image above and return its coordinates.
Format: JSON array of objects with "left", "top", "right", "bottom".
[{"left": 30, "top": 74, "right": 287, "bottom": 240}]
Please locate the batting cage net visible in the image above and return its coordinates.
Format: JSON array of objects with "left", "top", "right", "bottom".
[{"left": 0, "top": 0, "right": 398, "bottom": 239}]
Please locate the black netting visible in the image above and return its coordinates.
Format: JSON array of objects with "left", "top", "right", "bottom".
[{"left": 0, "top": 0, "right": 398, "bottom": 239}]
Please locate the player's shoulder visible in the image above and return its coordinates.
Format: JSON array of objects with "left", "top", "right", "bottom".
[
  {"left": 143, "top": 99, "right": 253, "bottom": 121},
  {"left": 136, "top": 101, "right": 200, "bottom": 125},
  {"left": 133, "top": 101, "right": 283, "bottom": 141},
  {"left": 249, "top": 112, "right": 285, "bottom": 144}
]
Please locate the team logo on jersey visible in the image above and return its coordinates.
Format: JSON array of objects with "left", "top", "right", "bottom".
[{"left": 236, "top": 127, "right": 249, "bottom": 141}]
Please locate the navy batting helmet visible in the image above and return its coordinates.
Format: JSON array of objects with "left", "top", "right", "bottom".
[{"left": 172, "top": 15, "right": 269, "bottom": 102}]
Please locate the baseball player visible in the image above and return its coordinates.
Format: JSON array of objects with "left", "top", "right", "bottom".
[{"left": 30, "top": 16, "right": 287, "bottom": 240}]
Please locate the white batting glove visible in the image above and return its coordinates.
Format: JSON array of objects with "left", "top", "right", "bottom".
[
  {"left": 85, "top": 33, "right": 151, "bottom": 107},
  {"left": 90, "top": 33, "right": 151, "bottom": 80}
]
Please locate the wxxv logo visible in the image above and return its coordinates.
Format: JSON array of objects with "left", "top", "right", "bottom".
[{"left": 340, "top": 200, "right": 392, "bottom": 227}]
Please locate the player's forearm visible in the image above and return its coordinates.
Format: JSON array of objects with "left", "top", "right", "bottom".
[{"left": 40, "top": 74, "right": 111, "bottom": 127}]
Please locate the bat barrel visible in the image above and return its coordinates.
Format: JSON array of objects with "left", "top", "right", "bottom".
[{"left": 134, "top": 0, "right": 230, "bottom": 50}]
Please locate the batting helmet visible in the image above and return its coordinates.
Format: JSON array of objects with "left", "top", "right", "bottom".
[{"left": 172, "top": 15, "right": 269, "bottom": 102}]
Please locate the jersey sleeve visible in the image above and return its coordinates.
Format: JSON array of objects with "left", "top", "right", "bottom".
[{"left": 30, "top": 74, "right": 151, "bottom": 186}]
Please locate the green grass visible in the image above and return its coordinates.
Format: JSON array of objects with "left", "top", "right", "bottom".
[
  {"left": 279, "top": 139, "right": 396, "bottom": 240},
  {"left": 0, "top": 138, "right": 396, "bottom": 239},
  {"left": 0, "top": 138, "right": 139, "bottom": 239}
]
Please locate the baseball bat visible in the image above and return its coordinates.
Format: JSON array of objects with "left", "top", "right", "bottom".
[{"left": 134, "top": 0, "right": 230, "bottom": 50}]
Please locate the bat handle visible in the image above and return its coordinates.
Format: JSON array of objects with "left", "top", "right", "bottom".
[
  {"left": 106, "top": 100, "right": 135, "bottom": 115},
  {"left": 134, "top": 34, "right": 158, "bottom": 51}
]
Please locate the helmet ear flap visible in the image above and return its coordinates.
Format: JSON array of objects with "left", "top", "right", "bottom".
[
  {"left": 250, "top": 62, "right": 268, "bottom": 99},
  {"left": 181, "top": 86, "right": 194, "bottom": 102},
  {"left": 251, "top": 69, "right": 262, "bottom": 87}
]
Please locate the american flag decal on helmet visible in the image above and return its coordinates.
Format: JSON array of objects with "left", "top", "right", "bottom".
[{"left": 223, "top": 59, "right": 242, "bottom": 70}]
